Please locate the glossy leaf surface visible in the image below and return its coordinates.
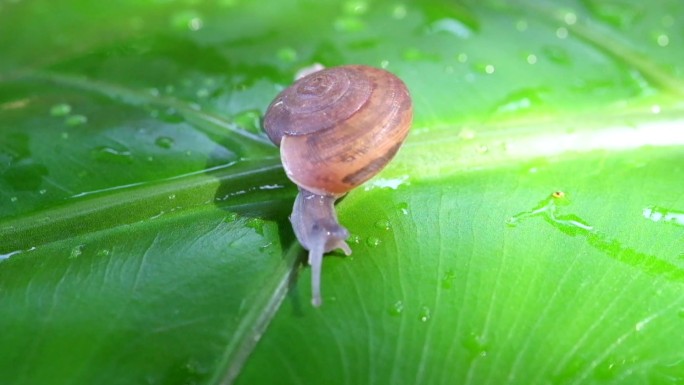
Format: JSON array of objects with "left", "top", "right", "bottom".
[{"left": 1, "top": 0, "right": 683, "bottom": 384}]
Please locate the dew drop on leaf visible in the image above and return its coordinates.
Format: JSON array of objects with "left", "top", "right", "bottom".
[
  {"left": 91, "top": 146, "right": 133, "bottom": 164},
  {"left": 65, "top": 115, "right": 88, "bottom": 126},
  {"left": 158, "top": 108, "right": 185, "bottom": 123},
  {"left": 592, "top": 356, "right": 625, "bottom": 381},
  {"left": 418, "top": 306, "right": 431, "bottom": 322},
  {"left": 233, "top": 109, "right": 263, "bottom": 134},
  {"left": 374, "top": 219, "right": 391, "bottom": 231},
  {"left": 334, "top": 16, "right": 365, "bottom": 33},
  {"left": 392, "top": 4, "right": 407, "bottom": 19},
  {"left": 276, "top": 47, "right": 298, "bottom": 62},
  {"left": 155, "top": 136, "right": 175, "bottom": 149},
  {"left": 366, "top": 236, "right": 381, "bottom": 248},
  {"left": 50, "top": 103, "right": 71, "bottom": 116},
  {"left": 441, "top": 270, "right": 456, "bottom": 289},
  {"left": 70, "top": 244, "right": 84, "bottom": 259},
  {"left": 246, "top": 218, "right": 265, "bottom": 235},
  {"left": 396, "top": 202, "right": 409, "bottom": 215},
  {"left": 581, "top": 0, "right": 639, "bottom": 28},
  {"left": 224, "top": 212, "right": 239, "bottom": 223},
  {"left": 542, "top": 45, "right": 572, "bottom": 65},
  {"left": 388, "top": 300, "right": 404, "bottom": 316},
  {"left": 461, "top": 332, "right": 488, "bottom": 359}
]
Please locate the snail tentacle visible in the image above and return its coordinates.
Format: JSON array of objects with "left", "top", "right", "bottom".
[{"left": 290, "top": 188, "right": 351, "bottom": 306}]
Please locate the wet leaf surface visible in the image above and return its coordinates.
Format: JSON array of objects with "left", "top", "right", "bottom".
[{"left": 1, "top": 0, "right": 683, "bottom": 384}]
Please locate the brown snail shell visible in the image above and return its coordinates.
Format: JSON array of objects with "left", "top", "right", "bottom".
[
  {"left": 264, "top": 64, "right": 413, "bottom": 196},
  {"left": 263, "top": 64, "right": 412, "bottom": 306}
]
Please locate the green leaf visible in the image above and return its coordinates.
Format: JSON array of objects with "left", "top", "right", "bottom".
[{"left": 1, "top": 0, "right": 683, "bottom": 384}]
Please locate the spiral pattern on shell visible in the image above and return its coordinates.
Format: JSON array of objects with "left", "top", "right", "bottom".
[{"left": 263, "top": 65, "right": 413, "bottom": 196}]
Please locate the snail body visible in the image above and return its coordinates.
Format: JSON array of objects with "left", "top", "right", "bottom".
[{"left": 263, "top": 64, "right": 412, "bottom": 306}]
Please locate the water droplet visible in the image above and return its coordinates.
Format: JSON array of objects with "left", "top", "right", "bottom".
[
  {"left": 61, "top": 132, "right": 69, "bottom": 139},
  {"left": 494, "top": 88, "right": 546, "bottom": 114},
  {"left": 472, "top": 63, "right": 495, "bottom": 74},
  {"left": 593, "top": 356, "right": 625, "bottom": 381},
  {"left": 515, "top": 19, "right": 528, "bottom": 32},
  {"left": 91, "top": 146, "right": 133, "bottom": 164},
  {"left": 38, "top": 189, "right": 47, "bottom": 195},
  {"left": 388, "top": 300, "right": 404, "bottom": 316},
  {"left": 343, "top": 0, "right": 367, "bottom": 15},
  {"left": 259, "top": 242, "right": 273, "bottom": 252},
  {"left": 334, "top": 16, "right": 365, "bottom": 32},
  {"left": 526, "top": 54, "right": 538, "bottom": 64},
  {"left": 402, "top": 47, "right": 439, "bottom": 62},
  {"left": 392, "top": 4, "right": 407, "bottom": 19},
  {"left": 195, "top": 88, "right": 210, "bottom": 98},
  {"left": 505, "top": 216, "right": 520, "bottom": 227},
  {"left": 457, "top": 53, "right": 468, "bottom": 63},
  {"left": 441, "top": 270, "right": 456, "bottom": 289},
  {"left": 10, "top": 196, "right": 18, "bottom": 203},
  {"left": 556, "top": 27, "right": 568, "bottom": 39},
  {"left": 635, "top": 318, "right": 650, "bottom": 332},
  {"left": 396, "top": 202, "right": 409, "bottom": 215},
  {"left": 380, "top": 60, "right": 389, "bottom": 69},
  {"left": 542, "top": 47, "right": 570, "bottom": 66},
  {"left": 171, "top": 11, "right": 203, "bottom": 31},
  {"left": 155, "top": 136, "right": 175, "bottom": 149},
  {"left": 418, "top": 306, "right": 431, "bottom": 322},
  {"left": 188, "top": 17, "right": 204, "bottom": 31},
  {"left": 348, "top": 234, "right": 361, "bottom": 244},
  {"left": 1, "top": 249, "right": 22, "bottom": 261},
  {"left": 233, "top": 109, "right": 263, "bottom": 134},
  {"left": 363, "top": 175, "right": 409, "bottom": 190},
  {"left": 461, "top": 332, "right": 488, "bottom": 359},
  {"left": 168, "top": 194, "right": 176, "bottom": 200},
  {"left": 366, "top": 236, "right": 381, "bottom": 248},
  {"left": 70, "top": 244, "right": 84, "bottom": 259},
  {"left": 246, "top": 218, "right": 265, "bottom": 235},
  {"left": 158, "top": 108, "right": 184, "bottom": 123},
  {"left": 374, "top": 219, "right": 391, "bottom": 231},
  {"left": 642, "top": 206, "right": 684, "bottom": 227},
  {"left": 224, "top": 212, "right": 239, "bottom": 222},
  {"left": 656, "top": 34, "right": 669, "bottom": 47},
  {"left": 428, "top": 18, "right": 472, "bottom": 39},
  {"left": 563, "top": 12, "right": 577, "bottom": 25},
  {"left": 96, "top": 249, "right": 111, "bottom": 257},
  {"left": 277, "top": 46, "right": 298, "bottom": 62},
  {"left": 65, "top": 115, "right": 87, "bottom": 126},
  {"left": 50, "top": 103, "right": 71, "bottom": 116},
  {"left": 581, "top": 0, "right": 639, "bottom": 28}
]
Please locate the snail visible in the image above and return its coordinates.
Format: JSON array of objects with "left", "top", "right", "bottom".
[{"left": 263, "top": 64, "right": 412, "bottom": 306}]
